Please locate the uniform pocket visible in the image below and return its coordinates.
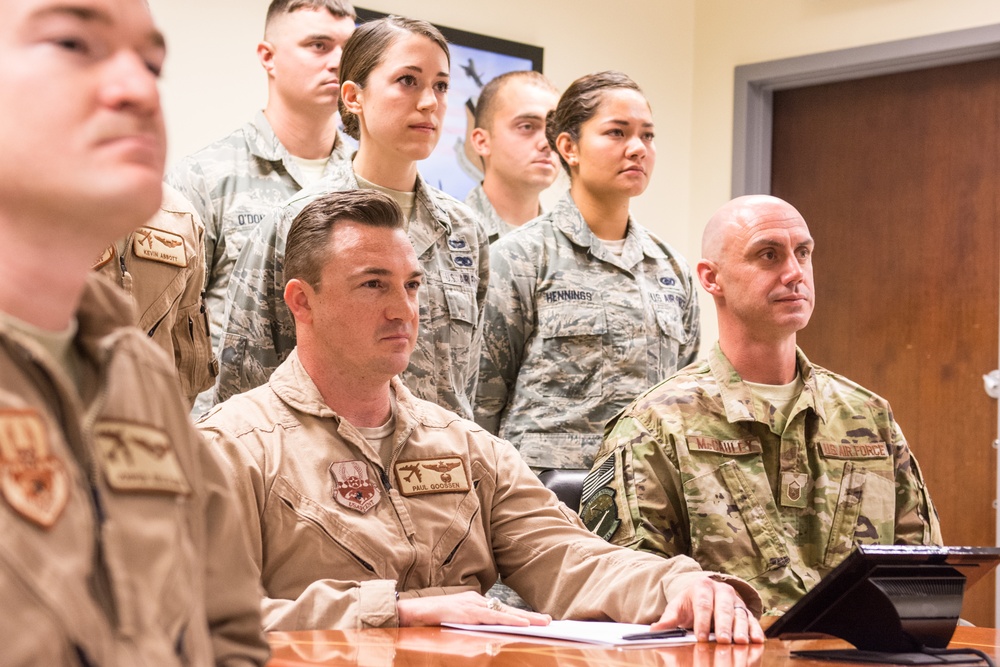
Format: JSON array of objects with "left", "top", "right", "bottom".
[
  {"left": 171, "top": 301, "right": 217, "bottom": 403},
  {"left": 535, "top": 304, "right": 606, "bottom": 398},
  {"left": 823, "top": 462, "right": 896, "bottom": 569},
  {"left": 443, "top": 286, "right": 478, "bottom": 325},
  {"left": 686, "top": 460, "right": 790, "bottom": 581},
  {"left": 654, "top": 307, "right": 687, "bottom": 377}
]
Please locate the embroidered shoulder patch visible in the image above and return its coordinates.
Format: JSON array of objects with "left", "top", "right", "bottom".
[
  {"left": 393, "top": 457, "right": 470, "bottom": 496},
  {"left": 132, "top": 226, "right": 187, "bottom": 268},
  {"left": 92, "top": 245, "right": 115, "bottom": 270},
  {"left": 819, "top": 442, "right": 889, "bottom": 459},
  {"left": 94, "top": 421, "right": 191, "bottom": 494},
  {"left": 0, "top": 410, "right": 69, "bottom": 528},
  {"left": 687, "top": 436, "right": 762, "bottom": 456},
  {"left": 580, "top": 488, "right": 621, "bottom": 540}
]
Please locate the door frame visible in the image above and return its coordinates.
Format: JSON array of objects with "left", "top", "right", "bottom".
[{"left": 731, "top": 22, "right": 1000, "bottom": 626}]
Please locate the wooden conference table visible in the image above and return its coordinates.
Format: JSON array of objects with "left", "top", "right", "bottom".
[{"left": 266, "top": 626, "right": 1000, "bottom": 667}]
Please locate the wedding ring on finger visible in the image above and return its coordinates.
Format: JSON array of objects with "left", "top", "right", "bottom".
[
  {"left": 487, "top": 597, "right": 503, "bottom": 612},
  {"left": 734, "top": 605, "right": 748, "bottom": 616}
]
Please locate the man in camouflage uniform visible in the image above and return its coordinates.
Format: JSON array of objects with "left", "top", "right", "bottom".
[
  {"left": 166, "top": 0, "right": 355, "bottom": 414},
  {"left": 215, "top": 159, "right": 488, "bottom": 419},
  {"left": 581, "top": 195, "right": 942, "bottom": 614},
  {"left": 475, "top": 192, "right": 700, "bottom": 471},
  {"left": 465, "top": 71, "right": 560, "bottom": 242},
  {"left": 94, "top": 183, "right": 217, "bottom": 407}
]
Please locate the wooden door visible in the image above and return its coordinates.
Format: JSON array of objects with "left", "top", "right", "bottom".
[{"left": 771, "top": 57, "right": 1000, "bottom": 625}]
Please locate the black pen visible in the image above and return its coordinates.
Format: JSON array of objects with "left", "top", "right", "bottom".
[{"left": 621, "top": 628, "right": 690, "bottom": 641}]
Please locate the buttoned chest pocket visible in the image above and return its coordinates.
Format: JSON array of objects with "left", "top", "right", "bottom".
[
  {"left": 684, "top": 458, "right": 790, "bottom": 583},
  {"left": 823, "top": 460, "right": 896, "bottom": 570},
  {"left": 222, "top": 207, "right": 267, "bottom": 261},
  {"left": 535, "top": 304, "right": 606, "bottom": 398},
  {"left": 653, "top": 306, "right": 688, "bottom": 379}
]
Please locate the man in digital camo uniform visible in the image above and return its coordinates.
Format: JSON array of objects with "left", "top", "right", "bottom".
[
  {"left": 581, "top": 195, "right": 942, "bottom": 614},
  {"left": 465, "top": 71, "right": 560, "bottom": 242},
  {"left": 166, "top": 0, "right": 355, "bottom": 414},
  {"left": 94, "top": 183, "right": 217, "bottom": 407},
  {"left": 199, "top": 189, "right": 765, "bottom": 643},
  {"left": 0, "top": 0, "right": 268, "bottom": 663}
]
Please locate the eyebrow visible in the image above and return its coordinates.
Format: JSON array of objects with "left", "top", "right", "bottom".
[
  {"left": 747, "top": 235, "right": 815, "bottom": 252},
  {"left": 353, "top": 267, "right": 425, "bottom": 280},
  {"left": 401, "top": 65, "right": 450, "bottom": 78},
  {"left": 512, "top": 113, "right": 545, "bottom": 122},
  {"left": 603, "top": 118, "right": 654, "bottom": 128},
  {"left": 30, "top": 4, "right": 166, "bottom": 50}
]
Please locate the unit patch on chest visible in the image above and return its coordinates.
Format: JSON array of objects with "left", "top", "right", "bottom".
[
  {"left": 94, "top": 421, "right": 191, "bottom": 494},
  {"left": 330, "top": 460, "right": 381, "bottom": 513},
  {"left": 132, "top": 226, "right": 187, "bottom": 268},
  {"left": 0, "top": 410, "right": 69, "bottom": 529},
  {"left": 393, "top": 457, "right": 470, "bottom": 496},
  {"left": 92, "top": 244, "right": 116, "bottom": 270}
]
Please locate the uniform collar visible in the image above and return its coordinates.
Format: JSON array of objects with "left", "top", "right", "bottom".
[
  {"left": 270, "top": 348, "right": 427, "bottom": 428},
  {"left": 550, "top": 192, "right": 666, "bottom": 270},
  {"left": 247, "top": 110, "right": 350, "bottom": 182},
  {"left": 708, "top": 342, "right": 826, "bottom": 425}
]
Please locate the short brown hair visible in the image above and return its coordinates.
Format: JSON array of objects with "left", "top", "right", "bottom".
[
  {"left": 265, "top": 0, "right": 356, "bottom": 32},
  {"left": 473, "top": 71, "right": 557, "bottom": 131},
  {"left": 545, "top": 70, "right": 646, "bottom": 176},
  {"left": 285, "top": 190, "right": 404, "bottom": 290},
  {"left": 339, "top": 15, "right": 450, "bottom": 140}
]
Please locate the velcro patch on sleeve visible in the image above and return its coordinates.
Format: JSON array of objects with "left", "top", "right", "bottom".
[{"left": 393, "top": 457, "right": 470, "bottom": 496}]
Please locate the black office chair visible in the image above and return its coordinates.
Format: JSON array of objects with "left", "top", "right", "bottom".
[{"left": 537, "top": 468, "right": 588, "bottom": 512}]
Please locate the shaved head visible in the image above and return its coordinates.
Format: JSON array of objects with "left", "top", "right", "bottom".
[{"left": 702, "top": 195, "right": 807, "bottom": 266}]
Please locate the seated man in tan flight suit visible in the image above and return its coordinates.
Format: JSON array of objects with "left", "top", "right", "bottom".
[
  {"left": 199, "top": 189, "right": 765, "bottom": 642},
  {"left": 94, "top": 183, "right": 217, "bottom": 407}
]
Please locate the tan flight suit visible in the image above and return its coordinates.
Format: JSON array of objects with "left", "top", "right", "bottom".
[
  {"left": 0, "top": 274, "right": 267, "bottom": 665},
  {"left": 95, "top": 183, "right": 217, "bottom": 407},
  {"left": 199, "top": 350, "right": 762, "bottom": 630}
]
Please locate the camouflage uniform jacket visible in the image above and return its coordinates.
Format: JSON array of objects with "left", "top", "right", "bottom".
[
  {"left": 0, "top": 274, "right": 268, "bottom": 666},
  {"left": 475, "top": 193, "right": 699, "bottom": 471},
  {"left": 215, "top": 162, "right": 489, "bottom": 419},
  {"left": 95, "top": 183, "right": 217, "bottom": 407},
  {"left": 165, "top": 111, "right": 351, "bottom": 354},
  {"left": 581, "top": 343, "right": 942, "bottom": 614},
  {"left": 198, "top": 349, "right": 762, "bottom": 630},
  {"left": 464, "top": 183, "right": 517, "bottom": 243}
]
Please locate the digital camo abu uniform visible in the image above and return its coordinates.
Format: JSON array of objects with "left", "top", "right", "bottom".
[
  {"left": 475, "top": 193, "right": 699, "bottom": 470},
  {"left": 464, "top": 183, "right": 516, "bottom": 243},
  {"left": 0, "top": 275, "right": 267, "bottom": 666},
  {"left": 216, "top": 161, "right": 489, "bottom": 419},
  {"left": 94, "top": 183, "right": 216, "bottom": 407},
  {"left": 581, "top": 344, "right": 942, "bottom": 613},
  {"left": 165, "top": 111, "right": 351, "bottom": 359},
  {"left": 198, "top": 350, "right": 761, "bottom": 630}
]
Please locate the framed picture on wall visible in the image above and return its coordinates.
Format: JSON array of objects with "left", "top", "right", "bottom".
[{"left": 353, "top": 8, "right": 544, "bottom": 200}]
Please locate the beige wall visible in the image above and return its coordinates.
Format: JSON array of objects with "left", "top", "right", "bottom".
[{"left": 149, "top": 0, "right": 1000, "bottom": 352}]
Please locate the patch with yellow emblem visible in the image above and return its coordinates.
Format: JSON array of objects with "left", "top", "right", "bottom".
[
  {"left": 393, "top": 457, "right": 470, "bottom": 496},
  {"left": 0, "top": 410, "right": 69, "bottom": 528}
]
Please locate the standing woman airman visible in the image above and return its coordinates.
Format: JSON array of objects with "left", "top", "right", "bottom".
[
  {"left": 217, "top": 16, "right": 489, "bottom": 419},
  {"left": 476, "top": 71, "right": 699, "bottom": 473}
]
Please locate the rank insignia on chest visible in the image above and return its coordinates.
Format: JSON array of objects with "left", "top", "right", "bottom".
[
  {"left": 132, "top": 226, "right": 187, "bottom": 268},
  {"left": 330, "top": 460, "right": 381, "bottom": 513},
  {"left": 393, "top": 457, "right": 470, "bottom": 497},
  {"left": 781, "top": 471, "right": 810, "bottom": 509},
  {"left": 94, "top": 421, "right": 191, "bottom": 495},
  {"left": 0, "top": 410, "right": 70, "bottom": 529}
]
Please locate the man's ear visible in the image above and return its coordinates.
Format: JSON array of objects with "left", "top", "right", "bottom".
[
  {"left": 469, "top": 127, "right": 491, "bottom": 159},
  {"left": 284, "top": 278, "right": 315, "bottom": 326},
  {"left": 697, "top": 259, "right": 723, "bottom": 297},
  {"left": 257, "top": 41, "right": 276, "bottom": 76}
]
